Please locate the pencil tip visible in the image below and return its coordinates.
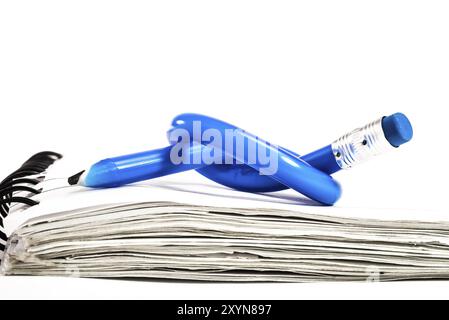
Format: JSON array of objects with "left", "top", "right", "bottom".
[{"left": 68, "top": 170, "right": 85, "bottom": 185}]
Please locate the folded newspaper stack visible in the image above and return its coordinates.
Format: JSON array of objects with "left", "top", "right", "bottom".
[{"left": 2, "top": 201, "right": 449, "bottom": 282}]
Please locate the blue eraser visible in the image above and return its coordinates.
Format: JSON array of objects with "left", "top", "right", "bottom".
[{"left": 381, "top": 113, "right": 413, "bottom": 147}]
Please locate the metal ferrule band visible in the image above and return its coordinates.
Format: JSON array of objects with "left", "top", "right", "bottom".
[{"left": 331, "top": 117, "right": 395, "bottom": 169}]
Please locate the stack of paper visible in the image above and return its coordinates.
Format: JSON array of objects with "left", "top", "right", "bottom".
[{"left": 3, "top": 201, "right": 449, "bottom": 282}]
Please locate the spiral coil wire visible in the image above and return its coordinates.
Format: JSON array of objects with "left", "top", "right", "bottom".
[{"left": 0, "top": 151, "right": 62, "bottom": 257}]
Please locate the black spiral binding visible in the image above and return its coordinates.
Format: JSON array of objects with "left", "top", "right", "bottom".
[{"left": 0, "top": 152, "right": 62, "bottom": 258}]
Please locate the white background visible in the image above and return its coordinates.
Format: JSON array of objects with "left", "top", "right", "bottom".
[{"left": 1, "top": 0, "right": 448, "bottom": 299}]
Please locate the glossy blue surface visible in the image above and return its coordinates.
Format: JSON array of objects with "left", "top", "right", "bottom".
[
  {"left": 83, "top": 114, "right": 343, "bottom": 205},
  {"left": 382, "top": 113, "right": 413, "bottom": 147},
  {"left": 83, "top": 145, "right": 204, "bottom": 188},
  {"left": 81, "top": 112, "right": 413, "bottom": 206},
  {"left": 194, "top": 144, "right": 340, "bottom": 193},
  {"left": 172, "top": 113, "right": 342, "bottom": 205}
]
